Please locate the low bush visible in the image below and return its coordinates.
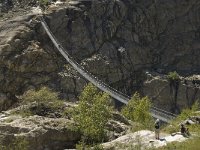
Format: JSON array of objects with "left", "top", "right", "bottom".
[
  {"left": 121, "top": 92, "right": 153, "bottom": 129},
  {"left": 167, "top": 71, "right": 180, "bottom": 81},
  {"left": 15, "top": 87, "right": 64, "bottom": 117}
]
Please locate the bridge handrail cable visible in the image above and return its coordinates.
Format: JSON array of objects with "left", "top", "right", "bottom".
[{"left": 40, "top": 17, "right": 129, "bottom": 103}]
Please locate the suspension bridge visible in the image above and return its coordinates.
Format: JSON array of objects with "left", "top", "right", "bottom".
[{"left": 40, "top": 17, "right": 177, "bottom": 123}]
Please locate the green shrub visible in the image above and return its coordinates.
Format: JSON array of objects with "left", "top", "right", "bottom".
[
  {"left": 76, "top": 141, "right": 89, "bottom": 150},
  {"left": 73, "top": 83, "right": 113, "bottom": 143},
  {"left": 16, "top": 87, "right": 63, "bottom": 117},
  {"left": 92, "top": 144, "right": 104, "bottom": 150},
  {"left": 121, "top": 92, "right": 153, "bottom": 129},
  {"left": 22, "top": 87, "right": 59, "bottom": 104},
  {"left": 167, "top": 71, "right": 180, "bottom": 81},
  {"left": 62, "top": 107, "right": 74, "bottom": 119}
]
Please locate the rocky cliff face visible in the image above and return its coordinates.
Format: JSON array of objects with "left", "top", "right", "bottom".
[
  {"left": 48, "top": 0, "right": 200, "bottom": 73},
  {"left": 0, "top": 0, "right": 200, "bottom": 112},
  {"left": 0, "top": 102, "right": 130, "bottom": 149},
  {"left": 143, "top": 73, "right": 200, "bottom": 113}
]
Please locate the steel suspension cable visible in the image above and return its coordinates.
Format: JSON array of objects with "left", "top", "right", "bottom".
[{"left": 40, "top": 16, "right": 177, "bottom": 122}]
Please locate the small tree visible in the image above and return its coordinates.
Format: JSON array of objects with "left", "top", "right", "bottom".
[
  {"left": 121, "top": 92, "right": 152, "bottom": 127},
  {"left": 73, "top": 83, "right": 113, "bottom": 143}
]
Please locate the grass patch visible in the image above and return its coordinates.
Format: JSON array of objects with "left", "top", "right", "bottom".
[
  {"left": 130, "top": 121, "right": 154, "bottom": 133},
  {"left": 162, "top": 101, "right": 199, "bottom": 134},
  {"left": 157, "top": 102, "right": 200, "bottom": 150}
]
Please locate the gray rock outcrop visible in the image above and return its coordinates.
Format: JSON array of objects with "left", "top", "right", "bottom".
[
  {"left": 143, "top": 73, "right": 200, "bottom": 112},
  {"left": 0, "top": 103, "right": 130, "bottom": 150},
  {"left": 0, "top": 114, "right": 80, "bottom": 150}
]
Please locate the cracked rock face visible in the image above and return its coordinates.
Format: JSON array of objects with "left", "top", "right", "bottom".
[
  {"left": 0, "top": 115, "right": 80, "bottom": 150},
  {"left": 0, "top": 15, "right": 64, "bottom": 110},
  {"left": 0, "top": 0, "right": 200, "bottom": 111},
  {"left": 0, "top": 103, "right": 130, "bottom": 149},
  {"left": 143, "top": 73, "right": 200, "bottom": 113},
  {"left": 47, "top": 0, "right": 200, "bottom": 73},
  {"left": 42, "top": 0, "right": 200, "bottom": 110}
]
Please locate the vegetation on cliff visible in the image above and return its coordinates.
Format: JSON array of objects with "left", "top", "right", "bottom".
[
  {"left": 14, "top": 87, "right": 64, "bottom": 117},
  {"left": 121, "top": 92, "right": 153, "bottom": 130},
  {"left": 72, "top": 83, "right": 113, "bottom": 144}
]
